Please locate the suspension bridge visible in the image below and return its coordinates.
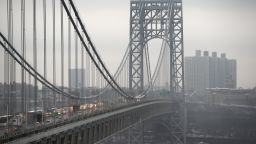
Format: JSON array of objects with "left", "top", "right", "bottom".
[{"left": 0, "top": 0, "right": 255, "bottom": 144}]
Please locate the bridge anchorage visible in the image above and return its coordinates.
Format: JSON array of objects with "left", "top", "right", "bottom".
[{"left": 0, "top": 0, "right": 185, "bottom": 143}]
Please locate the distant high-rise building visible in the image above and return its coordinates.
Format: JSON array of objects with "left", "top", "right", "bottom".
[
  {"left": 0, "top": 82, "right": 36, "bottom": 115},
  {"left": 185, "top": 50, "right": 236, "bottom": 93},
  {"left": 69, "top": 69, "right": 86, "bottom": 89}
]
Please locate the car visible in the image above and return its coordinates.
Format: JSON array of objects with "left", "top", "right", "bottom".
[{"left": 45, "top": 119, "right": 52, "bottom": 124}]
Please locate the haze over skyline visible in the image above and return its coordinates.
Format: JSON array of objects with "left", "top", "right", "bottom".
[
  {"left": 0, "top": 0, "right": 255, "bottom": 88},
  {"left": 76, "top": 0, "right": 256, "bottom": 88}
]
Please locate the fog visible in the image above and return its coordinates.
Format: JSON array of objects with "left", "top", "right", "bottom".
[
  {"left": 75, "top": 0, "right": 256, "bottom": 88},
  {"left": 0, "top": 0, "right": 255, "bottom": 88}
]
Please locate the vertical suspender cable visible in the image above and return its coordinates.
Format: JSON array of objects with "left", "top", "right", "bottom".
[
  {"left": 92, "top": 53, "right": 95, "bottom": 91},
  {"left": 6, "top": 0, "right": 10, "bottom": 132},
  {"left": 21, "top": 0, "right": 24, "bottom": 126},
  {"left": 33, "top": 0, "right": 38, "bottom": 120},
  {"left": 8, "top": 0, "right": 12, "bottom": 120},
  {"left": 43, "top": 0, "right": 47, "bottom": 79},
  {"left": 61, "top": 1, "right": 64, "bottom": 106},
  {"left": 81, "top": 39, "right": 84, "bottom": 99},
  {"left": 68, "top": 4, "right": 71, "bottom": 97},
  {"left": 7, "top": 0, "right": 11, "bottom": 118},
  {"left": 86, "top": 45, "right": 90, "bottom": 97},
  {"left": 12, "top": 0, "right": 15, "bottom": 100},
  {"left": 21, "top": 0, "right": 27, "bottom": 128},
  {"left": 24, "top": 3, "right": 28, "bottom": 128},
  {"left": 9, "top": 0, "right": 15, "bottom": 125},
  {"left": 21, "top": 0, "right": 24, "bottom": 117},
  {"left": 52, "top": 0, "right": 56, "bottom": 108},
  {"left": 81, "top": 38, "right": 86, "bottom": 113},
  {"left": 43, "top": 0, "right": 47, "bottom": 119},
  {"left": 75, "top": 21, "right": 79, "bottom": 102},
  {"left": 9, "top": 0, "right": 15, "bottom": 116}
]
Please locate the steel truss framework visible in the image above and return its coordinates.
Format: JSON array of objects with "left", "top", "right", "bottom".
[
  {"left": 129, "top": 0, "right": 184, "bottom": 95},
  {"left": 129, "top": 0, "right": 185, "bottom": 143}
]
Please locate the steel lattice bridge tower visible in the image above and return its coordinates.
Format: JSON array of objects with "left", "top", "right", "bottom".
[
  {"left": 129, "top": 0, "right": 184, "bottom": 96},
  {"left": 129, "top": 0, "right": 185, "bottom": 143}
]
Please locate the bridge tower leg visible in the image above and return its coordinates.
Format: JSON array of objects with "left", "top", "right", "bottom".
[
  {"left": 169, "top": 0, "right": 186, "bottom": 144},
  {"left": 129, "top": 0, "right": 145, "bottom": 93}
]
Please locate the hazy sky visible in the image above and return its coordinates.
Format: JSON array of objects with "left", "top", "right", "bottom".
[
  {"left": 0, "top": 0, "right": 255, "bottom": 88},
  {"left": 74, "top": 0, "right": 256, "bottom": 88}
]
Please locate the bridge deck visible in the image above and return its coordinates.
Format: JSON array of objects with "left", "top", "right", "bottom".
[{"left": 9, "top": 100, "right": 175, "bottom": 144}]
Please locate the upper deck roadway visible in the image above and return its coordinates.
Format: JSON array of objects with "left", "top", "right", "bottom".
[{"left": 8, "top": 100, "right": 176, "bottom": 144}]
